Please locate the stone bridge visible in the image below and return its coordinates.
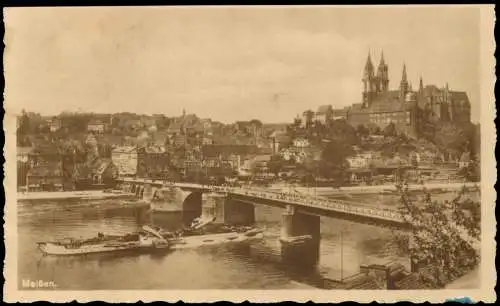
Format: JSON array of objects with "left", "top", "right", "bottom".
[{"left": 118, "top": 178, "right": 412, "bottom": 270}]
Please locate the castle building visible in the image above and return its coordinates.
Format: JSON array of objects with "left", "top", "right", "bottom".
[{"left": 334, "top": 51, "right": 471, "bottom": 138}]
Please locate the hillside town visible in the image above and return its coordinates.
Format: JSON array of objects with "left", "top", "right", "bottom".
[
  {"left": 8, "top": 3, "right": 490, "bottom": 296},
  {"left": 16, "top": 53, "right": 480, "bottom": 193}
]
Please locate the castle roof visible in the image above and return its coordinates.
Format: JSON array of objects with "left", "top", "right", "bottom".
[
  {"left": 316, "top": 105, "right": 333, "bottom": 114},
  {"left": 450, "top": 91, "right": 470, "bottom": 106},
  {"left": 351, "top": 91, "right": 409, "bottom": 114}
]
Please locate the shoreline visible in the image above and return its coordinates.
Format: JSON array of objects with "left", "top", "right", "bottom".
[
  {"left": 271, "top": 182, "right": 480, "bottom": 196},
  {"left": 17, "top": 190, "right": 136, "bottom": 201}
]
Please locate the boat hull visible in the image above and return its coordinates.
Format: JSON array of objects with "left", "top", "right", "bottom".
[
  {"left": 37, "top": 242, "right": 169, "bottom": 256},
  {"left": 38, "top": 229, "right": 264, "bottom": 256},
  {"left": 169, "top": 230, "right": 264, "bottom": 250}
]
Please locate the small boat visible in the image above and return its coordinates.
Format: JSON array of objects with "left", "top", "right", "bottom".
[
  {"left": 379, "top": 190, "right": 394, "bottom": 195},
  {"left": 149, "top": 218, "right": 264, "bottom": 250},
  {"left": 279, "top": 234, "right": 313, "bottom": 246},
  {"left": 37, "top": 226, "right": 169, "bottom": 256},
  {"left": 168, "top": 228, "right": 265, "bottom": 250}
]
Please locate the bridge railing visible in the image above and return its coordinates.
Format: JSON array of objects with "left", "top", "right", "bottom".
[
  {"left": 227, "top": 186, "right": 404, "bottom": 223},
  {"left": 118, "top": 178, "right": 404, "bottom": 222}
]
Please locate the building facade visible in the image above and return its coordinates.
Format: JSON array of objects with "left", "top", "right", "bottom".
[
  {"left": 331, "top": 52, "right": 471, "bottom": 138},
  {"left": 87, "top": 120, "right": 106, "bottom": 134},
  {"left": 111, "top": 146, "right": 138, "bottom": 177}
]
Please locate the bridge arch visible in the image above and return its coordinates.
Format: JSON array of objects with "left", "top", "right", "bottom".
[
  {"left": 182, "top": 191, "right": 203, "bottom": 225},
  {"left": 152, "top": 187, "right": 160, "bottom": 200}
]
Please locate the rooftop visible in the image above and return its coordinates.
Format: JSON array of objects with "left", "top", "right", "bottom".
[{"left": 27, "top": 162, "right": 63, "bottom": 177}]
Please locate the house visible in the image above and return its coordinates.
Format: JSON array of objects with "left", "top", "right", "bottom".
[
  {"left": 270, "top": 133, "right": 291, "bottom": 154},
  {"left": 136, "top": 145, "right": 169, "bottom": 179},
  {"left": 459, "top": 152, "right": 471, "bottom": 169},
  {"left": 332, "top": 107, "right": 349, "bottom": 120},
  {"left": 346, "top": 152, "right": 376, "bottom": 169},
  {"left": 234, "top": 120, "right": 263, "bottom": 137},
  {"left": 17, "top": 147, "right": 34, "bottom": 188},
  {"left": 280, "top": 147, "right": 297, "bottom": 162},
  {"left": 315, "top": 105, "right": 333, "bottom": 125},
  {"left": 202, "top": 137, "right": 214, "bottom": 145},
  {"left": 167, "top": 133, "right": 187, "bottom": 148},
  {"left": 17, "top": 146, "right": 33, "bottom": 163},
  {"left": 89, "top": 158, "right": 118, "bottom": 185},
  {"left": 87, "top": 119, "right": 106, "bottom": 134},
  {"left": 301, "top": 110, "right": 315, "bottom": 128},
  {"left": 347, "top": 155, "right": 369, "bottom": 169},
  {"left": 347, "top": 168, "right": 374, "bottom": 184},
  {"left": 415, "top": 151, "right": 438, "bottom": 166},
  {"left": 111, "top": 146, "right": 138, "bottom": 177},
  {"left": 293, "top": 138, "right": 310, "bottom": 148},
  {"left": 26, "top": 162, "right": 64, "bottom": 191},
  {"left": 48, "top": 118, "right": 62, "bottom": 132},
  {"left": 73, "top": 158, "right": 118, "bottom": 189}
]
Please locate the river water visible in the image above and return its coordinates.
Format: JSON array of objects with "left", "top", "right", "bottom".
[{"left": 18, "top": 190, "right": 473, "bottom": 290}]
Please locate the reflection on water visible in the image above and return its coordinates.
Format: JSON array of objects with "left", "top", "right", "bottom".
[{"left": 21, "top": 192, "right": 463, "bottom": 290}]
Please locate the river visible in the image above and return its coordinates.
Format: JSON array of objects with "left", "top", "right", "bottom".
[{"left": 18, "top": 190, "right": 476, "bottom": 290}]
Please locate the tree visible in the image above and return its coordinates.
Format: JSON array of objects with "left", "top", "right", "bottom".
[
  {"left": 267, "top": 155, "right": 285, "bottom": 178},
  {"left": 419, "top": 107, "right": 436, "bottom": 141},
  {"left": 383, "top": 122, "right": 397, "bottom": 137},
  {"left": 17, "top": 109, "right": 31, "bottom": 135},
  {"left": 327, "top": 119, "right": 359, "bottom": 145},
  {"left": 433, "top": 122, "right": 469, "bottom": 157},
  {"left": 321, "top": 140, "right": 353, "bottom": 166},
  {"left": 318, "top": 140, "right": 352, "bottom": 181},
  {"left": 394, "top": 183, "right": 480, "bottom": 287},
  {"left": 459, "top": 159, "right": 481, "bottom": 182},
  {"left": 356, "top": 124, "right": 369, "bottom": 137}
]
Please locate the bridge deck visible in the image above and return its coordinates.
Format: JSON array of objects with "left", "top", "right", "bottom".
[{"left": 119, "top": 178, "right": 406, "bottom": 225}]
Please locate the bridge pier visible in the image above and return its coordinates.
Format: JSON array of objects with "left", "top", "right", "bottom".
[
  {"left": 143, "top": 183, "right": 153, "bottom": 201},
  {"left": 280, "top": 205, "right": 320, "bottom": 269},
  {"left": 202, "top": 193, "right": 255, "bottom": 225}
]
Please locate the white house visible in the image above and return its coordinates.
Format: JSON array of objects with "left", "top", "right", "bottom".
[
  {"left": 87, "top": 120, "right": 106, "bottom": 134},
  {"left": 459, "top": 152, "right": 471, "bottom": 169},
  {"left": 111, "top": 146, "right": 138, "bottom": 177},
  {"left": 346, "top": 152, "right": 375, "bottom": 169},
  {"left": 293, "top": 138, "right": 310, "bottom": 148}
]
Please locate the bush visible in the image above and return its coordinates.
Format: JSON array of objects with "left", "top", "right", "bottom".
[{"left": 394, "top": 182, "right": 480, "bottom": 287}]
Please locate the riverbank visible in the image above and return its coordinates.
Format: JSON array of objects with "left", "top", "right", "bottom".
[
  {"left": 17, "top": 190, "right": 135, "bottom": 201},
  {"left": 272, "top": 182, "right": 479, "bottom": 196}
]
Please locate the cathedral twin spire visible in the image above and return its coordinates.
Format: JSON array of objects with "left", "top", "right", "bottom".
[
  {"left": 362, "top": 50, "right": 389, "bottom": 102},
  {"left": 362, "top": 51, "right": 426, "bottom": 106}
]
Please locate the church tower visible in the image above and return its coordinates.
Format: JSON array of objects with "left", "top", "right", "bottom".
[
  {"left": 376, "top": 51, "right": 389, "bottom": 93},
  {"left": 399, "top": 63, "right": 409, "bottom": 99},
  {"left": 362, "top": 52, "right": 376, "bottom": 108}
]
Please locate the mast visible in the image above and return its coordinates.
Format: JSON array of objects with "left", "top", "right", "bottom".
[{"left": 340, "top": 230, "right": 344, "bottom": 281}]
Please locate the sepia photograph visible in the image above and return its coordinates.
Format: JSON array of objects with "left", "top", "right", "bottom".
[{"left": 3, "top": 5, "right": 496, "bottom": 303}]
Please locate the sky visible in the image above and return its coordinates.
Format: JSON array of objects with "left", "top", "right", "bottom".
[{"left": 4, "top": 6, "right": 481, "bottom": 123}]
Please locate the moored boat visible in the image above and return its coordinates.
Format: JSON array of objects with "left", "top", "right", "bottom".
[
  {"left": 150, "top": 217, "right": 265, "bottom": 250},
  {"left": 37, "top": 226, "right": 169, "bottom": 256}
]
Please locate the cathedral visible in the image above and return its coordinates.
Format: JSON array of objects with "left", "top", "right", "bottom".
[{"left": 337, "top": 51, "right": 472, "bottom": 138}]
